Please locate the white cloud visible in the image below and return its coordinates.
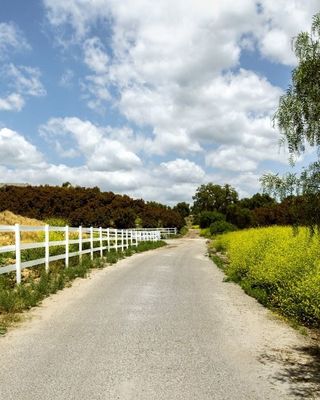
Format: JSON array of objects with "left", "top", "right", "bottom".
[
  {"left": 206, "top": 148, "right": 258, "bottom": 172},
  {"left": 83, "top": 37, "right": 109, "bottom": 74},
  {"left": 0, "top": 128, "right": 43, "bottom": 167},
  {"left": 5, "top": 64, "right": 46, "bottom": 97},
  {"left": 40, "top": 117, "right": 142, "bottom": 171},
  {"left": 0, "top": 22, "right": 30, "bottom": 57},
  {"left": 59, "top": 69, "right": 74, "bottom": 88},
  {"left": 33, "top": 1, "right": 320, "bottom": 202},
  {"left": 0, "top": 64, "right": 46, "bottom": 112},
  {"left": 256, "top": 0, "right": 320, "bottom": 65},
  {"left": 158, "top": 159, "right": 205, "bottom": 183},
  {"left": 0, "top": 93, "right": 25, "bottom": 112},
  {"left": 81, "top": 37, "right": 111, "bottom": 111}
]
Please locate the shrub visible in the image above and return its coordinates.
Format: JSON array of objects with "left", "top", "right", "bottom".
[
  {"left": 199, "top": 211, "right": 225, "bottom": 229},
  {"left": 210, "top": 220, "right": 236, "bottom": 235}
]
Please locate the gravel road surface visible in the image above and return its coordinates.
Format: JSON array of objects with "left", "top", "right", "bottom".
[{"left": 0, "top": 238, "right": 317, "bottom": 399}]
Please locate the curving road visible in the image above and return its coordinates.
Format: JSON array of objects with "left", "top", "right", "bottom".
[{"left": 0, "top": 238, "right": 314, "bottom": 399}]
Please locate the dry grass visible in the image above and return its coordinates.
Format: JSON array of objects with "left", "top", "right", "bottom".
[{"left": 0, "top": 211, "right": 45, "bottom": 246}]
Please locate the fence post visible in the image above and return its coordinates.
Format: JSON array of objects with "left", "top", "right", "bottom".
[
  {"left": 115, "top": 229, "right": 118, "bottom": 252},
  {"left": 107, "top": 228, "right": 110, "bottom": 252},
  {"left": 45, "top": 224, "right": 49, "bottom": 272},
  {"left": 121, "top": 229, "right": 124, "bottom": 252},
  {"left": 99, "top": 227, "right": 103, "bottom": 257},
  {"left": 130, "top": 230, "right": 133, "bottom": 246},
  {"left": 126, "top": 229, "right": 128, "bottom": 249},
  {"left": 65, "top": 225, "right": 69, "bottom": 268},
  {"left": 79, "top": 226, "right": 82, "bottom": 261},
  {"left": 90, "top": 227, "right": 94, "bottom": 260},
  {"left": 14, "top": 223, "right": 21, "bottom": 284}
]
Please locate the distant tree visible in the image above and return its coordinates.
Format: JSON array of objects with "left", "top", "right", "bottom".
[
  {"left": 62, "top": 182, "right": 72, "bottom": 188},
  {"left": 199, "top": 211, "right": 225, "bottom": 229},
  {"left": 261, "top": 164, "right": 320, "bottom": 230},
  {"left": 173, "top": 202, "right": 190, "bottom": 219},
  {"left": 239, "top": 193, "right": 275, "bottom": 210},
  {"left": 112, "top": 208, "right": 136, "bottom": 229},
  {"left": 260, "top": 173, "right": 300, "bottom": 202},
  {"left": 226, "top": 205, "right": 253, "bottom": 229},
  {"left": 192, "top": 183, "right": 238, "bottom": 214}
]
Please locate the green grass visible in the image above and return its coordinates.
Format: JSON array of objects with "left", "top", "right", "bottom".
[
  {"left": 211, "top": 226, "right": 320, "bottom": 328},
  {"left": 199, "top": 228, "right": 211, "bottom": 238},
  {"left": 0, "top": 240, "right": 166, "bottom": 334},
  {"left": 210, "top": 254, "right": 226, "bottom": 270}
]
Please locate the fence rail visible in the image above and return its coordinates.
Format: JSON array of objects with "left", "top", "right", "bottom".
[{"left": 0, "top": 225, "right": 176, "bottom": 284}]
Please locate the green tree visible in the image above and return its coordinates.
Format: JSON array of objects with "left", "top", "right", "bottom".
[
  {"left": 192, "top": 183, "right": 238, "bottom": 214},
  {"left": 239, "top": 193, "right": 275, "bottom": 210},
  {"left": 260, "top": 13, "right": 320, "bottom": 231},
  {"left": 199, "top": 211, "right": 225, "bottom": 229},
  {"left": 173, "top": 202, "right": 190, "bottom": 219},
  {"left": 226, "top": 205, "right": 253, "bottom": 229},
  {"left": 274, "top": 13, "right": 320, "bottom": 157}
]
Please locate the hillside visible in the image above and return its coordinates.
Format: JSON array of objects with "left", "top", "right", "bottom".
[
  {"left": 0, "top": 211, "right": 45, "bottom": 246},
  {"left": 0, "top": 210, "right": 44, "bottom": 226}
]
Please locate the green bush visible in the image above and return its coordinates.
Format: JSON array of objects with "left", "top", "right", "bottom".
[
  {"left": 199, "top": 211, "right": 225, "bottom": 229},
  {"left": 210, "top": 220, "right": 236, "bottom": 235}
]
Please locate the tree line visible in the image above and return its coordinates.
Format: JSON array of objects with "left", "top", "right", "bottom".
[
  {"left": 0, "top": 184, "right": 184, "bottom": 230},
  {"left": 189, "top": 181, "right": 320, "bottom": 233}
]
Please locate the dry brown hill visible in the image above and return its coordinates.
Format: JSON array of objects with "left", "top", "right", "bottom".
[{"left": 0, "top": 211, "right": 44, "bottom": 246}]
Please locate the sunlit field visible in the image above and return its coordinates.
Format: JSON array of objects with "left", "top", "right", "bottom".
[{"left": 213, "top": 226, "right": 320, "bottom": 327}]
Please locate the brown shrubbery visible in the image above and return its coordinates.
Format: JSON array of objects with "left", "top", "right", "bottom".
[{"left": 0, "top": 185, "right": 184, "bottom": 230}]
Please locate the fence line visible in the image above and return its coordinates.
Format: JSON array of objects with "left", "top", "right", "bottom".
[{"left": 0, "top": 225, "right": 176, "bottom": 284}]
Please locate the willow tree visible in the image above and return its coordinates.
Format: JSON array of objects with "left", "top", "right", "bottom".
[
  {"left": 261, "top": 13, "right": 320, "bottom": 229},
  {"left": 274, "top": 13, "right": 320, "bottom": 156}
]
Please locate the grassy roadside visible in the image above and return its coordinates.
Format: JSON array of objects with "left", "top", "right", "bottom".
[
  {"left": 208, "top": 226, "right": 320, "bottom": 331},
  {"left": 0, "top": 240, "right": 166, "bottom": 335}
]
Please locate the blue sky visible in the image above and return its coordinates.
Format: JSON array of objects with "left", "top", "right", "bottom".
[{"left": 0, "top": 0, "right": 319, "bottom": 204}]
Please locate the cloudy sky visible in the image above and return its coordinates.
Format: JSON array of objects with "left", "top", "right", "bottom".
[{"left": 0, "top": 1, "right": 319, "bottom": 204}]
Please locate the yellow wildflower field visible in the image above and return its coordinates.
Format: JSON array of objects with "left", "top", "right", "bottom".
[{"left": 213, "top": 226, "right": 320, "bottom": 327}]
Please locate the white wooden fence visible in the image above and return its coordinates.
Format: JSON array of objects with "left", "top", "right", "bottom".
[{"left": 0, "top": 225, "right": 176, "bottom": 284}]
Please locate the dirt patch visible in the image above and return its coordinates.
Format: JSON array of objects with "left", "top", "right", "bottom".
[{"left": 185, "top": 229, "right": 200, "bottom": 238}]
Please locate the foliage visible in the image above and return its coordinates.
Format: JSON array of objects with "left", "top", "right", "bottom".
[
  {"left": 0, "top": 185, "right": 184, "bottom": 230},
  {"left": 274, "top": 13, "right": 320, "bottom": 157},
  {"left": 260, "top": 164, "right": 320, "bottom": 230},
  {"left": 209, "top": 220, "right": 236, "bottom": 235},
  {"left": 112, "top": 208, "right": 136, "bottom": 229},
  {"left": 199, "top": 210, "right": 225, "bottom": 228},
  {"left": 199, "top": 228, "right": 211, "bottom": 238},
  {"left": 213, "top": 227, "right": 320, "bottom": 327},
  {"left": 178, "top": 226, "right": 188, "bottom": 236},
  {"left": 192, "top": 183, "right": 238, "bottom": 214},
  {"left": 173, "top": 202, "right": 190, "bottom": 219},
  {"left": 239, "top": 193, "right": 275, "bottom": 210},
  {"left": 225, "top": 205, "right": 253, "bottom": 229}
]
